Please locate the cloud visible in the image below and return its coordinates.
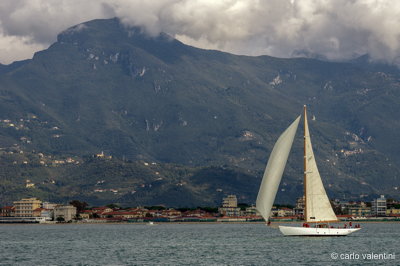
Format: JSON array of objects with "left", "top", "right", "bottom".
[
  {"left": 0, "top": 29, "right": 46, "bottom": 64},
  {"left": 1, "top": 0, "right": 400, "bottom": 65},
  {"left": 0, "top": 0, "right": 115, "bottom": 64}
]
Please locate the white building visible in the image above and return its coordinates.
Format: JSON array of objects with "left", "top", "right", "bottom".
[
  {"left": 42, "top": 202, "right": 58, "bottom": 209},
  {"left": 219, "top": 195, "right": 241, "bottom": 217},
  {"left": 222, "top": 195, "right": 238, "bottom": 207},
  {"left": 54, "top": 205, "right": 77, "bottom": 222},
  {"left": 371, "top": 195, "right": 387, "bottom": 216},
  {"left": 294, "top": 196, "right": 305, "bottom": 216}
]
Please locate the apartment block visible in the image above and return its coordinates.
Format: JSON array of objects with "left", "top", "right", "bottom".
[{"left": 13, "top": 198, "right": 42, "bottom": 217}]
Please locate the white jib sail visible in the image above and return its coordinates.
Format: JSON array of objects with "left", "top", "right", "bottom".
[
  {"left": 256, "top": 116, "right": 301, "bottom": 222},
  {"left": 304, "top": 111, "right": 338, "bottom": 223}
]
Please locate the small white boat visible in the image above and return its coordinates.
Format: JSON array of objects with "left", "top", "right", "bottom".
[
  {"left": 256, "top": 106, "right": 361, "bottom": 236},
  {"left": 147, "top": 221, "right": 156, "bottom": 225}
]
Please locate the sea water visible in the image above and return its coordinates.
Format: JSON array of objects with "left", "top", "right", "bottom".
[{"left": 0, "top": 223, "right": 398, "bottom": 265}]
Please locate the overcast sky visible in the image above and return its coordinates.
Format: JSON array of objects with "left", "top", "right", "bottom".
[{"left": 1, "top": 0, "right": 400, "bottom": 65}]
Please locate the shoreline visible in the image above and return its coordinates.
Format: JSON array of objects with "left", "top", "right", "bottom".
[{"left": 1, "top": 220, "right": 400, "bottom": 225}]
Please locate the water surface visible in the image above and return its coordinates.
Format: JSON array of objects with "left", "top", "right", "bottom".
[{"left": 1, "top": 223, "right": 398, "bottom": 265}]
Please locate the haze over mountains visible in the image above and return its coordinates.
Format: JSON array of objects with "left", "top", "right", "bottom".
[{"left": 0, "top": 18, "right": 399, "bottom": 206}]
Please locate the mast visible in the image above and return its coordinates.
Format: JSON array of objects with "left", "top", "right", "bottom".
[{"left": 303, "top": 105, "right": 307, "bottom": 222}]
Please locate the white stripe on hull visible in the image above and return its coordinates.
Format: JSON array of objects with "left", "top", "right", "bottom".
[{"left": 279, "top": 225, "right": 361, "bottom": 236}]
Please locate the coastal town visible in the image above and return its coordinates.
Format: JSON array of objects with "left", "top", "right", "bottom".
[{"left": 1, "top": 194, "right": 399, "bottom": 223}]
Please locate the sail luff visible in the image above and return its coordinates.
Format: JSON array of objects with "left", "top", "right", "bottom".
[
  {"left": 303, "top": 106, "right": 307, "bottom": 222},
  {"left": 304, "top": 108, "right": 338, "bottom": 223},
  {"left": 256, "top": 116, "right": 301, "bottom": 222}
]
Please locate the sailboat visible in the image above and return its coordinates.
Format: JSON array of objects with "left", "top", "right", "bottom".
[{"left": 256, "top": 106, "right": 361, "bottom": 236}]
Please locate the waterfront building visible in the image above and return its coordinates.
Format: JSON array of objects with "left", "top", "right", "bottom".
[
  {"left": 91, "top": 207, "right": 113, "bottom": 217},
  {"left": 244, "top": 205, "right": 259, "bottom": 216},
  {"left": 33, "top": 208, "right": 45, "bottom": 217},
  {"left": 13, "top": 198, "right": 42, "bottom": 217},
  {"left": 161, "top": 209, "right": 182, "bottom": 218},
  {"left": 54, "top": 205, "right": 77, "bottom": 222},
  {"left": 277, "top": 207, "right": 294, "bottom": 217},
  {"left": 79, "top": 210, "right": 92, "bottom": 219},
  {"left": 182, "top": 209, "right": 207, "bottom": 217},
  {"left": 270, "top": 206, "right": 294, "bottom": 217},
  {"left": 42, "top": 202, "right": 58, "bottom": 210},
  {"left": 105, "top": 211, "right": 145, "bottom": 219},
  {"left": 386, "top": 208, "right": 400, "bottom": 216},
  {"left": 147, "top": 209, "right": 161, "bottom": 217},
  {"left": 294, "top": 196, "right": 305, "bottom": 217},
  {"left": 271, "top": 207, "right": 278, "bottom": 217},
  {"left": 131, "top": 207, "right": 151, "bottom": 216},
  {"left": 387, "top": 199, "right": 400, "bottom": 209},
  {"left": 218, "top": 195, "right": 241, "bottom": 217},
  {"left": 218, "top": 207, "right": 241, "bottom": 217},
  {"left": 83, "top": 207, "right": 114, "bottom": 218},
  {"left": 0, "top": 206, "right": 14, "bottom": 217},
  {"left": 33, "top": 208, "right": 53, "bottom": 220},
  {"left": 222, "top": 195, "right": 238, "bottom": 208},
  {"left": 346, "top": 202, "right": 371, "bottom": 217},
  {"left": 371, "top": 195, "right": 387, "bottom": 216}
]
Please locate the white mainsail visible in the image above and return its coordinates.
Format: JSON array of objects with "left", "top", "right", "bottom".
[
  {"left": 304, "top": 108, "right": 338, "bottom": 223},
  {"left": 256, "top": 116, "right": 301, "bottom": 222}
]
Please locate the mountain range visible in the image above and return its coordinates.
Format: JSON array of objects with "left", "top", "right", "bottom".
[{"left": 0, "top": 18, "right": 399, "bottom": 206}]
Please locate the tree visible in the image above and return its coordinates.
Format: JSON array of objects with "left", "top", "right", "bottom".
[
  {"left": 74, "top": 213, "right": 82, "bottom": 220},
  {"left": 106, "top": 203, "right": 120, "bottom": 209},
  {"left": 69, "top": 200, "right": 88, "bottom": 213},
  {"left": 145, "top": 206, "right": 166, "bottom": 210},
  {"left": 177, "top": 207, "right": 195, "bottom": 212},
  {"left": 198, "top": 207, "right": 218, "bottom": 213},
  {"left": 238, "top": 203, "right": 250, "bottom": 211},
  {"left": 56, "top": 216, "right": 65, "bottom": 222}
]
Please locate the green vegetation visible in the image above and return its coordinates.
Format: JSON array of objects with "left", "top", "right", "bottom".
[
  {"left": 0, "top": 18, "right": 399, "bottom": 206},
  {"left": 106, "top": 203, "right": 120, "bottom": 209},
  {"left": 70, "top": 200, "right": 89, "bottom": 212},
  {"left": 237, "top": 203, "right": 250, "bottom": 210},
  {"left": 0, "top": 152, "right": 257, "bottom": 207},
  {"left": 145, "top": 206, "right": 166, "bottom": 210}
]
